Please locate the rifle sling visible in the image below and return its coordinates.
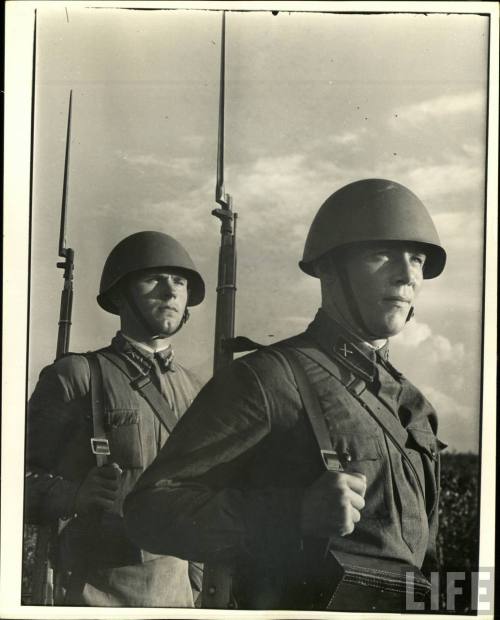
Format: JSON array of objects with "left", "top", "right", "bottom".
[
  {"left": 276, "top": 345, "right": 426, "bottom": 504},
  {"left": 86, "top": 353, "right": 109, "bottom": 467},
  {"left": 98, "top": 350, "right": 177, "bottom": 435},
  {"left": 269, "top": 348, "right": 343, "bottom": 473}
]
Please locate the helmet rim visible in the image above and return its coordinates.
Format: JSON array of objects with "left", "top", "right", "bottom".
[
  {"left": 97, "top": 231, "right": 205, "bottom": 314},
  {"left": 300, "top": 178, "right": 446, "bottom": 280}
]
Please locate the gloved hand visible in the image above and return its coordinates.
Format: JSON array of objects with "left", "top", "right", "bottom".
[
  {"left": 300, "top": 470, "right": 367, "bottom": 537},
  {"left": 74, "top": 462, "right": 123, "bottom": 515}
]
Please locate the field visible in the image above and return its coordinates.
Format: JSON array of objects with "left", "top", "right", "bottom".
[
  {"left": 436, "top": 452, "right": 481, "bottom": 613},
  {"left": 22, "top": 452, "right": 481, "bottom": 611}
]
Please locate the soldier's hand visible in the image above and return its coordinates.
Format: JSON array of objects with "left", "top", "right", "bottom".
[
  {"left": 300, "top": 471, "right": 367, "bottom": 538},
  {"left": 74, "top": 462, "right": 122, "bottom": 515}
]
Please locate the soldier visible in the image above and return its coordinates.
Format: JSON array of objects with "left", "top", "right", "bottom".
[
  {"left": 124, "top": 180, "right": 447, "bottom": 611},
  {"left": 25, "top": 231, "right": 205, "bottom": 606}
]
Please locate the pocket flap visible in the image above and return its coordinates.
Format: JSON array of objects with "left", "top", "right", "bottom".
[
  {"left": 105, "top": 408, "right": 139, "bottom": 428},
  {"left": 407, "top": 427, "right": 446, "bottom": 460}
]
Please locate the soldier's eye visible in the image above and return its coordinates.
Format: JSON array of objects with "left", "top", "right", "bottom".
[{"left": 412, "top": 254, "right": 426, "bottom": 265}]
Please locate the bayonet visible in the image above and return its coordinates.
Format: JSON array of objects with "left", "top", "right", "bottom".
[{"left": 55, "top": 91, "right": 75, "bottom": 360}]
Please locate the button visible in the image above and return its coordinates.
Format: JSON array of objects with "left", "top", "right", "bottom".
[
  {"left": 343, "top": 451, "right": 352, "bottom": 463},
  {"left": 208, "top": 586, "right": 216, "bottom": 595}
]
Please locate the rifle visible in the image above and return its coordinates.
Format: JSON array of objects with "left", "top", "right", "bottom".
[
  {"left": 30, "top": 90, "right": 74, "bottom": 605},
  {"left": 201, "top": 12, "right": 239, "bottom": 608},
  {"left": 212, "top": 10, "right": 237, "bottom": 375}
]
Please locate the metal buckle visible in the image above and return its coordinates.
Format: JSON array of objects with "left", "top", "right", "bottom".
[
  {"left": 321, "top": 450, "right": 344, "bottom": 472},
  {"left": 90, "top": 438, "right": 110, "bottom": 456}
]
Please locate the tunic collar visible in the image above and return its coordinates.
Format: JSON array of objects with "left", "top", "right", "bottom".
[
  {"left": 112, "top": 332, "right": 175, "bottom": 374},
  {"left": 305, "top": 309, "right": 390, "bottom": 383}
]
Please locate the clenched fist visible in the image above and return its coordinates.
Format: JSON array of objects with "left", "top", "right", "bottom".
[
  {"left": 74, "top": 462, "right": 123, "bottom": 515},
  {"left": 300, "top": 470, "right": 367, "bottom": 538}
]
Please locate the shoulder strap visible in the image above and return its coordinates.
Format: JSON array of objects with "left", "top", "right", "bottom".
[
  {"left": 280, "top": 345, "right": 426, "bottom": 502},
  {"left": 85, "top": 353, "right": 109, "bottom": 467},
  {"left": 272, "top": 347, "right": 344, "bottom": 473},
  {"left": 98, "top": 349, "right": 178, "bottom": 434},
  {"left": 295, "top": 345, "right": 410, "bottom": 448}
]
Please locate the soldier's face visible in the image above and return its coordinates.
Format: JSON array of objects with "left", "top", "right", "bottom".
[
  {"left": 345, "top": 242, "right": 426, "bottom": 338},
  {"left": 126, "top": 268, "right": 189, "bottom": 336}
]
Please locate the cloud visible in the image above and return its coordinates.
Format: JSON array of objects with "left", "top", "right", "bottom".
[
  {"left": 392, "top": 320, "right": 478, "bottom": 452},
  {"left": 420, "top": 386, "right": 478, "bottom": 452},
  {"left": 227, "top": 153, "right": 341, "bottom": 238},
  {"left": 392, "top": 319, "right": 465, "bottom": 364},
  {"left": 390, "top": 91, "right": 485, "bottom": 126},
  {"left": 392, "top": 320, "right": 432, "bottom": 347},
  {"left": 327, "top": 129, "right": 368, "bottom": 147},
  {"left": 116, "top": 149, "right": 198, "bottom": 176},
  {"left": 404, "top": 160, "right": 484, "bottom": 200}
]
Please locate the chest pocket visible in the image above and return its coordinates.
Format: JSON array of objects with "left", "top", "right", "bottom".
[
  {"left": 105, "top": 409, "right": 143, "bottom": 469},
  {"left": 406, "top": 427, "right": 446, "bottom": 515},
  {"left": 332, "top": 433, "right": 388, "bottom": 520}
]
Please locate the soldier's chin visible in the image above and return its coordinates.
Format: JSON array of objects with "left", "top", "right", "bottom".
[
  {"left": 379, "top": 316, "right": 407, "bottom": 338},
  {"left": 155, "top": 318, "right": 182, "bottom": 336},
  {"left": 364, "top": 314, "right": 406, "bottom": 339}
]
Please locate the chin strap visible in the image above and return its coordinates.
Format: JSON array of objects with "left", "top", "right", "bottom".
[
  {"left": 153, "top": 306, "right": 191, "bottom": 338},
  {"left": 336, "top": 267, "right": 379, "bottom": 340},
  {"left": 335, "top": 264, "right": 415, "bottom": 335}
]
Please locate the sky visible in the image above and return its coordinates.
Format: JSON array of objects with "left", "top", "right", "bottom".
[{"left": 26, "top": 4, "right": 490, "bottom": 453}]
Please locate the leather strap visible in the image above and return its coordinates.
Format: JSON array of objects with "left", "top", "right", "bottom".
[
  {"left": 272, "top": 348, "right": 344, "bottom": 473},
  {"left": 86, "top": 353, "right": 109, "bottom": 467},
  {"left": 280, "top": 345, "right": 426, "bottom": 504},
  {"left": 98, "top": 350, "right": 178, "bottom": 434}
]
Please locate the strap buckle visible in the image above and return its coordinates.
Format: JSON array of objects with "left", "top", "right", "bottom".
[
  {"left": 90, "top": 437, "right": 110, "bottom": 456},
  {"left": 321, "top": 450, "right": 344, "bottom": 472}
]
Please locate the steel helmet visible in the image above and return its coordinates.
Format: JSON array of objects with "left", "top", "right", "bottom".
[
  {"left": 299, "top": 179, "right": 446, "bottom": 279},
  {"left": 97, "top": 231, "right": 205, "bottom": 314}
]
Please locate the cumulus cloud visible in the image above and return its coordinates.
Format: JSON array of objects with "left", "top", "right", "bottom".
[
  {"left": 392, "top": 320, "right": 432, "bottom": 347},
  {"left": 116, "top": 149, "right": 198, "bottom": 176},
  {"left": 390, "top": 91, "right": 485, "bottom": 126},
  {"left": 327, "top": 129, "right": 368, "bottom": 147},
  {"left": 392, "top": 319, "right": 465, "bottom": 364},
  {"left": 420, "top": 386, "right": 479, "bottom": 452},
  {"left": 225, "top": 153, "right": 344, "bottom": 238},
  {"left": 405, "top": 161, "right": 484, "bottom": 199}
]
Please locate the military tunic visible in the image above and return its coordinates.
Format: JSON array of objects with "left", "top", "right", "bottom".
[
  {"left": 124, "top": 310, "right": 446, "bottom": 609},
  {"left": 26, "top": 332, "right": 202, "bottom": 607}
]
